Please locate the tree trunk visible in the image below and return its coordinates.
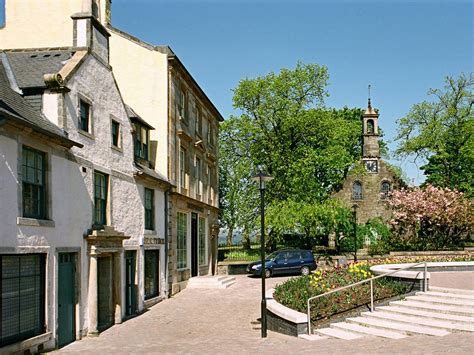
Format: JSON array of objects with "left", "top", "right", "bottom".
[{"left": 226, "top": 225, "right": 234, "bottom": 247}]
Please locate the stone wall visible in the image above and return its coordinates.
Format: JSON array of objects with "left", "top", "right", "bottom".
[{"left": 333, "top": 160, "right": 403, "bottom": 224}]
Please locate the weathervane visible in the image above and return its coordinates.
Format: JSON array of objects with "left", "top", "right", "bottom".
[{"left": 368, "top": 84, "right": 372, "bottom": 109}]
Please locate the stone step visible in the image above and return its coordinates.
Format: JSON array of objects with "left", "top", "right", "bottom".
[
  {"left": 331, "top": 322, "right": 406, "bottom": 339},
  {"left": 187, "top": 276, "right": 236, "bottom": 289},
  {"left": 389, "top": 300, "right": 474, "bottom": 316},
  {"left": 346, "top": 316, "right": 451, "bottom": 336},
  {"left": 377, "top": 306, "right": 474, "bottom": 324},
  {"left": 314, "top": 327, "right": 364, "bottom": 340},
  {"left": 405, "top": 295, "right": 474, "bottom": 307},
  {"left": 429, "top": 286, "right": 474, "bottom": 296},
  {"left": 298, "top": 334, "right": 328, "bottom": 341},
  {"left": 416, "top": 291, "right": 474, "bottom": 302},
  {"left": 362, "top": 311, "right": 474, "bottom": 332}
]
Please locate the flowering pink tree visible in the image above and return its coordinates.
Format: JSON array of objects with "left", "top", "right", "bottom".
[{"left": 387, "top": 185, "right": 473, "bottom": 250}]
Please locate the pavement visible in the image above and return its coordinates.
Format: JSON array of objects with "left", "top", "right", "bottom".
[{"left": 56, "top": 272, "right": 474, "bottom": 354}]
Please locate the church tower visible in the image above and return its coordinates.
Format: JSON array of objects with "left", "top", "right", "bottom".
[
  {"left": 333, "top": 92, "right": 405, "bottom": 225},
  {"left": 362, "top": 98, "right": 380, "bottom": 174}
]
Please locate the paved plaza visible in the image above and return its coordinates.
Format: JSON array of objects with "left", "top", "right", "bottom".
[{"left": 56, "top": 272, "right": 474, "bottom": 354}]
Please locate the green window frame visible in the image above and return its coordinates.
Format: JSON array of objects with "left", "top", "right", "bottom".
[
  {"left": 111, "top": 120, "right": 120, "bottom": 147},
  {"left": 94, "top": 172, "right": 108, "bottom": 225},
  {"left": 144, "top": 250, "right": 159, "bottom": 300},
  {"left": 22, "top": 146, "right": 46, "bottom": 219},
  {"left": 198, "top": 217, "right": 206, "bottom": 265},
  {"left": 177, "top": 212, "right": 187, "bottom": 269},
  {"left": 134, "top": 123, "right": 149, "bottom": 161},
  {"left": 0, "top": 254, "right": 46, "bottom": 347},
  {"left": 79, "top": 100, "right": 90, "bottom": 132},
  {"left": 144, "top": 188, "right": 154, "bottom": 230}
]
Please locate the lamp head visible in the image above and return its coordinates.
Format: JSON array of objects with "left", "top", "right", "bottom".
[{"left": 251, "top": 170, "right": 273, "bottom": 190}]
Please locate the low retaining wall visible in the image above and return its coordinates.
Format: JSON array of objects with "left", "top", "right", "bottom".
[{"left": 266, "top": 261, "right": 474, "bottom": 337}]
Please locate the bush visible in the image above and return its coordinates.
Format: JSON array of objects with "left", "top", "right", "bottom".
[{"left": 273, "top": 260, "right": 408, "bottom": 323}]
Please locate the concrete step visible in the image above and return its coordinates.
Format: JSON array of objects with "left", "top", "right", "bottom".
[
  {"left": 362, "top": 311, "right": 474, "bottom": 332},
  {"left": 405, "top": 295, "right": 474, "bottom": 307},
  {"left": 298, "top": 334, "right": 328, "bottom": 341},
  {"left": 346, "top": 316, "right": 451, "bottom": 336},
  {"left": 314, "top": 327, "right": 363, "bottom": 340},
  {"left": 331, "top": 322, "right": 406, "bottom": 339},
  {"left": 187, "top": 276, "right": 236, "bottom": 289},
  {"left": 390, "top": 300, "right": 474, "bottom": 316},
  {"left": 377, "top": 306, "right": 474, "bottom": 324},
  {"left": 429, "top": 286, "right": 474, "bottom": 296},
  {"left": 416, "top": 291, "right": 474, "bottom": 302}
]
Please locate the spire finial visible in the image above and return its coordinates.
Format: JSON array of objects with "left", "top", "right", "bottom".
[{"left": 368, "top": 84, "right": 372, "bottom": 109}]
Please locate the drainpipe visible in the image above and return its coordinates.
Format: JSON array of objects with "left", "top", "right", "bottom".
[{"left": 164, "top": 187, "right": 171, "bottom": 298}]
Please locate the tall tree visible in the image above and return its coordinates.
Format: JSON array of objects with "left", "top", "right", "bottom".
[
  {"left": 395, "top": 73, "right": 473, "bottom": 196},
  {"left": 219, "top": 62, "right": 365, "bottom": 244}
]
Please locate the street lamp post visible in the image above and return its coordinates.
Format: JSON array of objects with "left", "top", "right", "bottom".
[
  {"left": 251, "top": 170, "right": 273, "bottom": 338},
  {"left": 352, "top": 204, "right": 358, "bottom": 262}
]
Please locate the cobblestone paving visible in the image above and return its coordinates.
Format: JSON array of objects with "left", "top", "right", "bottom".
[{"left": 57, "top": 273, "right": 474, "bottom": 354}]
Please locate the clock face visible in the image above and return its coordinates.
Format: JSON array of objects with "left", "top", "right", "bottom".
[{"left": 365, "top": 160, "right": 378, "bottom": 173}]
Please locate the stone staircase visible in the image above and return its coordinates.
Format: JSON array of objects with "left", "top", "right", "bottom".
[
  {"left": 186, "top": 275, "right": 236, "bottom": 289},
  {"left": 303, "top": 286, "right": 474, "bottom": 341}
]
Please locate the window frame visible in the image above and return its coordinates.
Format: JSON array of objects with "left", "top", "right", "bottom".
[
  {"left": 111, "top": 119, "right": 121, "bottom": 149},
  {"left": 195, "top": 105, "right": 203, "bottom": 137},
  {"left": 93, "top": 171, "right": 108, "bottom": 226},
  {"left": 179, "top": 147, "right": 186, "bottom": 192},
  {"left": 22, "top": 146, "right": 47, "bottom": 220},
  {"left": 198, "top": 217, "right": 206, "bottom": 266},
  {"left": 177, "top": 212, "right": 188, "bottom": 270},
  {"left": 352, "top": 181, "right": 363, "bottom": 201},
  {"left": 207, "top": 119, "right": 214, "bottom": 146},
  {"left": 144, "top": 188, "right": 155, "bottom": 231},
  {"left": 0, "top": 254, "right": 46, "bottom": 347},
  {"left": 144, "top": 250, "right": 159, "bottom": 300},
  {"left": 178, "top": 87, "right": 188, "bottom": 122},
  {"left": 195, "top": 156, "right": 202, "bottom": 198},
  {"left": 134, "top": 123, "right": 149, "bottom": 161},
  {"left": 380, "top": 181, "right": 391, "bottom": 200},
  {"left": 78, "top": 96, "right": 93, "bottom": 135}
]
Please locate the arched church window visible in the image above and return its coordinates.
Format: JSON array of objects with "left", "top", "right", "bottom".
[
  {"left": 352, "top": 181, "right": 363, "bottom": 201},
  {"left": 380, "top": 181, "right": 391, "bottom": 199},
  {"left": 367, "top": 119, "right": 374, "bottom": 134}
]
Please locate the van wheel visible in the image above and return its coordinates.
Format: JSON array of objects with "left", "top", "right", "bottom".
[
  {"left": 264, "top": 269, "right": 272, "bottom": 278},
  {"left": 301, "top": 266, "right": 310, "bottom": 276}
]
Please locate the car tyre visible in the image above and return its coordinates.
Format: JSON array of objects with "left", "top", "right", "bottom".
[
  {"left": 301, "top": 266, "right": 310, "bottom": 276},
  {"left": 264, "top": 269, "right": 271, "bottom": 278}
]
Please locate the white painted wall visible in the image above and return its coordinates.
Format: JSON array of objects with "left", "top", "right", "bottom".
[
  {"left": 108, "top": 30, "right": 169, "bottom": 177},
  {"left": 0, "top": 0, "right": 83, "bottom": 49}
]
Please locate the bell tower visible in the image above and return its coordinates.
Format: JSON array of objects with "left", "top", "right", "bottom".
[{"left": 362, "top": 86, "right": 380, "bottom": 173}]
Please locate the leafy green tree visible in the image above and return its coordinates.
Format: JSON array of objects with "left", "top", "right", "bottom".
[
  {"left": 396, "top": 74, "right": 473, "bottom": 196},
  {"left": 218, "top": 117, "right": 258, "bottom": 246},
  {"left": 219, "top": 62, "right": 369, "bottom": 248}
]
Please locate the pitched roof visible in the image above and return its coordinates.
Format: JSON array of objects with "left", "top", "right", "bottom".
[
  {"left": 4, "top": 49, "right": 76, "bottom": 89},
  {"left": 0, "top": 58, "right": 81, "bottom": 148},
  {"left": 125, "top": 104, "right": 155, "bottom": 130}
]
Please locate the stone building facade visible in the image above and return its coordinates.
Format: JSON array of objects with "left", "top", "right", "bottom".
[
  {"left": 0, "top": 7, "right": 171, "bottom": 352},
  {"left": 0, "top": 1, "right": 223, "bottom": 351},
  {"left": 334, "top": 100, "right": 404, "bottom": 224}
]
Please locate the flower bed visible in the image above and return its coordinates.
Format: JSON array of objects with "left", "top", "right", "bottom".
[{"left": 273, "top": 255, "right": 473, "bottom": 326}]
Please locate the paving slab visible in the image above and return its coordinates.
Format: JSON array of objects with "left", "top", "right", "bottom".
[{"left": 55, "top": 273, "right": 474, "bottom": 354}]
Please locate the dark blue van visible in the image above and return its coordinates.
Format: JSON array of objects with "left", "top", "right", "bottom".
[{"left": 246, "top": 249, "right": 316, "bottom": 278}]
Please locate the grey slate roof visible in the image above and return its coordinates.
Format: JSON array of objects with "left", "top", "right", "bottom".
[
  {"left": 0, "top": 59, "right": 81, "bottom": 147},
  {"left": 125, "top": 104, "right": 155, "bottom": 130},
  {"left": 5, "top": 49, "right": 76, "bottom": 89},
  {"left": 135, "top": 161, "right": 171, "bottom": 187}
]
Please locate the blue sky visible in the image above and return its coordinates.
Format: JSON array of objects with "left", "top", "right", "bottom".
[{"left": 2, "top": 0, "right": 472, "bottom": 184}]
